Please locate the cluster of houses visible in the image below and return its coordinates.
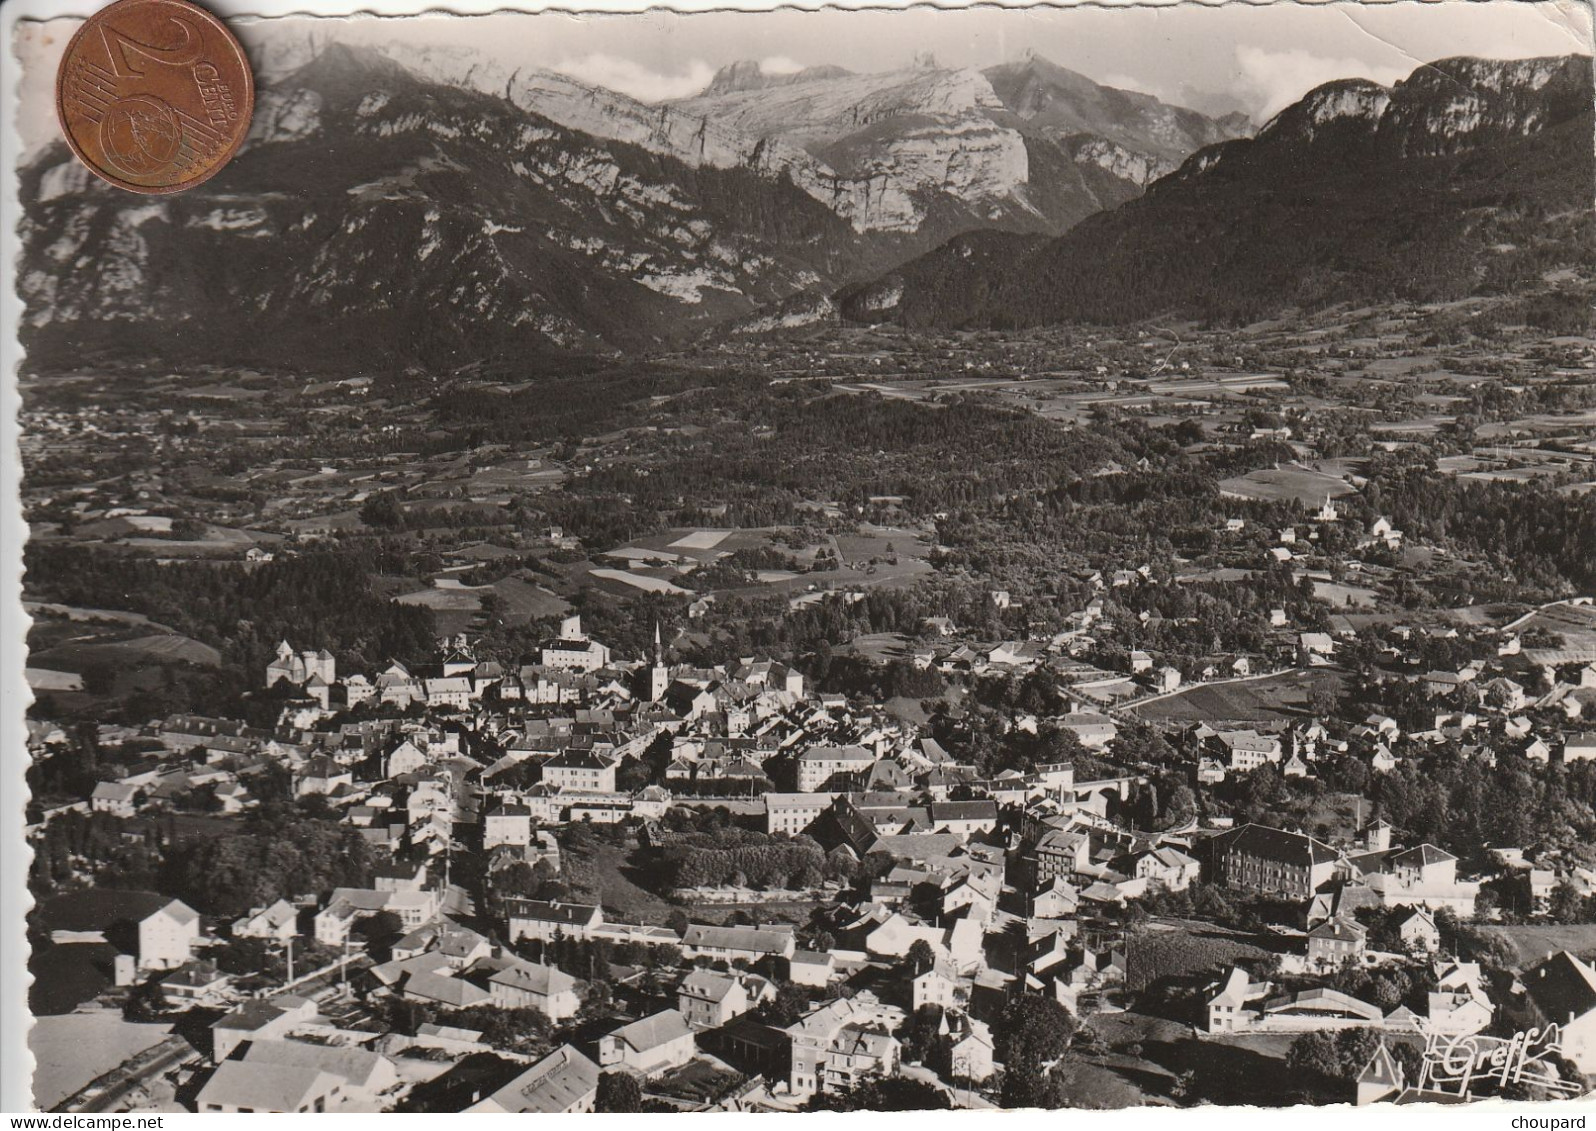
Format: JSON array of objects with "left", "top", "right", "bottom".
[{"left": 33, "top": 596, "right": 1596, "bottom": 1113}]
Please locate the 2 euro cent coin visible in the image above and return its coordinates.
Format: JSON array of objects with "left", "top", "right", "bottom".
[{"left": 56, "top": 0, "right": 254, "bottom": 194}]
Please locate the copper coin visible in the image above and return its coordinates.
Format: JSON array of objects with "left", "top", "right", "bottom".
[{"left": 55, "top": 0, "right": 253, "bottom": 194}]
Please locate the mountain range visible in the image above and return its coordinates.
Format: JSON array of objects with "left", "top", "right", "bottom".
[
  {"left": 16, "top": 44, "right": 1589, "bottom": 374},
  {"left": 17, "top": 40, "right": 1251, "bottom": 371},
  {"left": 840, "top": 56, "right": 1594, "bottom": 329}
]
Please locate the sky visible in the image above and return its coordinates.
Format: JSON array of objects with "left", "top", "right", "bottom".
[{"left": 14, "top": 1, "right": 1593, "bottom": 154}]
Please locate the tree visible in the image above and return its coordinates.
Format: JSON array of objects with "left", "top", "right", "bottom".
[
  {"left": 999, "top": 1061, "right": 1068, "bottom": 1110},
  {"left": 759, "top": 982, "right": 812, "bottom": 1027},
  {"left": 596, "top": 1072, "right": 642, "bottom": 1113},
  {"left": 906, "top": 939, "right": 937, "bottom": 975},
  {"left": 360, "top": 491, "right": 405, "bottom": 529},
  {"left": 995, "top": 994, "right": 1077, "bottom": 1091}
]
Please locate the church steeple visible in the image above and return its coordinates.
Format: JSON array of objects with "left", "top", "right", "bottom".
[{"left": 648, "top": 622, "right": 669, "bottom": 701}]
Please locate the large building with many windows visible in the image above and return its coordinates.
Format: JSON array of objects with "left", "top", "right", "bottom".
[{"left": 1206, "top": 823, "right": 1343, "bottom": 899}]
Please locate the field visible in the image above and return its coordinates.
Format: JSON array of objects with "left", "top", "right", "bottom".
[
  {"left": 1477, "top": 923, "right": 1596, "bottom": 968},
  {"left": 27, "top": 614, "right": 222, "bottom": 674},
  {"left": 1217, "top": 464, "right": 1356, "bottom": 507},
  {"left": 1514, "top": 601, "right": 1596, "bottom": 660},
  {"left": 1130, "top": 669, "right": 1344, "bottom": 724},
  {"left": 1127, "top": 920, "right": 1275, "bottom": 993},
  {"left": 30, "top": 1013, "right": 175, "bottom": 1109},
  {"left": 846, "top": 633, "right": 914, "bottom": 663},
  {"left": 560, "top": 839, "right": 678, "bottom": 924}
]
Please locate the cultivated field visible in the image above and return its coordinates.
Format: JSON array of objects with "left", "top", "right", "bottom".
[
  {"left": 1478, "top": 923, "right": 1596, "bottom": 968},
  {"left": 1131, "top": 669, "right": 1344, "bottom": 724}
]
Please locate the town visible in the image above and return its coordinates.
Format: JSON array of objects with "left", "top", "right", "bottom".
[
  {"left": 24, "top": 435, "right": 1596, "bottom": 1113},
  {"left": 17, "top": 45, "right": 1596, "bottom": 1115}
]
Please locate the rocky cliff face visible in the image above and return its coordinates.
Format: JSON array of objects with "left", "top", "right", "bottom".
[
  {"left": 17, "top": 43, "right": 903, "bottom": 372},
  {"left": 841, "top": 54, "right": 1594, "bottom": 330},
  {"left": 19, "top": 34, "right": 1258, "bottom": 373},
  {"left": 670, "top": 53, "right": 1245, "bottom": 235}
]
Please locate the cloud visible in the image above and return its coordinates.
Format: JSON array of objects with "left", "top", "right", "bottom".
[
  {"left": 759, "top": 56, "right": 806, "bottom": 76},
  {"left": 1234, "top": 46, "right": 1411, "bottom": 121},
  {"left": 550, "top": 53, "right": 716, "bottom": 102}
]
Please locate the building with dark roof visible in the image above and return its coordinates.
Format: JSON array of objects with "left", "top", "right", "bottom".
[
  {"left": 1510, "top": 950, "right": 1596, "bottom": 1072},
  {"left": 504, "top": 899, "right": 602, "bottom": 943},
  {"left": 1205, "top": 823, "right": 1343, "bottom": 899}
]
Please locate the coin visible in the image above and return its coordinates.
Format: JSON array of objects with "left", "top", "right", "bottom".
[{"left": 55, "top": 0, "right": 254, "bottom": 194}]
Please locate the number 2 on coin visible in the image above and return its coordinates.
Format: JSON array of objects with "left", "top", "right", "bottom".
[{"left": 100, "top": 16, "right": 202, "bottom": 77}]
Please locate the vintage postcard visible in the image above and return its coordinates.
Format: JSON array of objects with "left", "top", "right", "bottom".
[{"left": 4, "top": 0, "right": 1596, "bottom": 1114}]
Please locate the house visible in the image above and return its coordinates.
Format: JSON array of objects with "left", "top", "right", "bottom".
[
  {"left": 764, "top": 793, "right": 840, "bottom": 835},
  {"left": 391, "top": 922, "right": 491, "bottom": 968},
  {"left": 796, "top": 745, "right": 875, "bottom": 792},
  {"left": 487, "top": 961, "right": 580, "bottom": 1020},
  {"left": 403, "top": 970, "right": 492, "bottom": 1009},
  {"left": 1207, "top": 967, "right": 1271, "bottom": 1032},
  {"left": 912, "top": 964, "right": 960, "bottom": 1011},
  {"left": 1059, "top": 714, "right": 1118, "bottom": 749},
  {"left": 597, "top": 1009, "right": 697, "bottom": 1077},
  {"left": 139, "top": 899, "right": 200, "bottom": 971},
  {"left": 1356, "top": 1043, "right": 1407, "bottom": 1105},
  {"left": 1031, "top": 878, "right": 1080, "bottom": 919},
  {"left": 541, "top": 750, "right": 617, "bottom": 793},
  {"left": 789, "top": 950, "right": 836, "bottom": 988},
  {"left": 679, "top": 969, "right": 763, "bottom": 1030},
  {"left": 374, "top": 859, "right": 428, "bottom": 893},
  {"left": 240, "top": 1039, "right": 400, "bottom": 1111},
  {"left": 1216, "top": 730, "right": 1283, "bottom": 772},
  {"left": 483, "top": 804, "right": 533, "bottom": 849},
  {"left": 863, "top": 914, "right": 945, "bottom": 961},
  {"left": 1307, "top": 917, "right": 1367, "bottom": 972},
  {"left": 1425, "top": 990, "right": 1493, "bottom": 1036},
  {"left": 232, "top": 899, "right": 298, "bottom": 943},
  {"left": 786, "top": 995, "right": 904, "bottom": 1097},
  {"left": 1206, "top": 823, "right": 1342, "bottom": 899},
  {"left": 928, "top": 800, "right": 998, "bottom": 836},
  {"left": 1510, "top": 951, "right": 1596, "bottom": 1072},
  {"left": 1133, "top": 847, "right": 1200, "bottom": 892},
  {"left": 467, "top": 1046, "right": 601, "bottom": 1113},
  {"left": 159, "top": 961, "right": 232, "bottom": 1007},
  {"left": 947, "top": 1014, "right": 995, "bottom": 1082},
  {"left": 506, "top": 900, "right": 602, "bottom": 944},
  {"left": 195, "top": 1062, "right": 342, "bottom": 1114},
  {"left": 1398, "top": 908, "right": 1440, "bottom": 953},
  {"left": 1562, "top": 734, "right": 1596, "bottom": 763},
  {"left": 91, "top": 781, "right": 140, "bottom": 817},
  {"left": 1299, "top": 633, "right": 1336, "bottom": 662},
  {"left": 1032, "top": 828, "right": 1091, "bottom": 883},
  {"left": 210, "top": 995, "right": 321, "bottom": 1063},
  {"left": 384, "top": 738, "right": 428, "bottom": 778},
  {"left": 682, "top": 924, "right": 795, "bottom": 963}
]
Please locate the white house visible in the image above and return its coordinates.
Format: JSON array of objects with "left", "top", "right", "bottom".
[
  {"left": 597, "top": 1009, "right": 696, "bottom": 1077},
  {"left": 139, "top": 899, "right": 201, "bottom": 971}
]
